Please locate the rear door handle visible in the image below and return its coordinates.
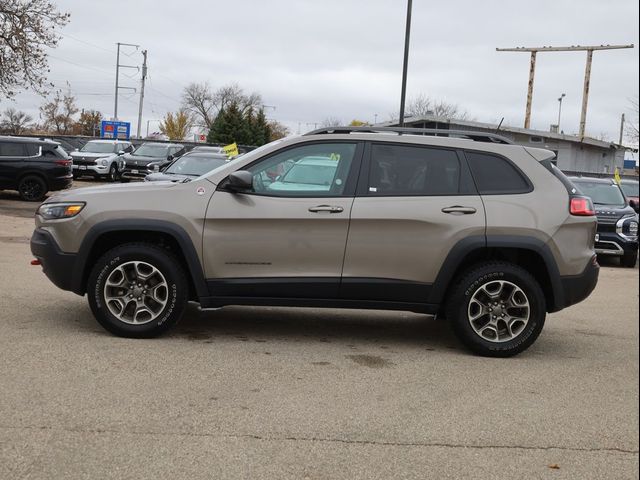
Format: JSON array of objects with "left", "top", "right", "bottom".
[
  {"left": 308, "top": 205, "right": 344, "bottom": 213},
  {"left": 441, "top": 206, "right": 477, "bottom": 215}
]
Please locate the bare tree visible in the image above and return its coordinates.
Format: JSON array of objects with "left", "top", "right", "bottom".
[
  {"left": 0, "top": 107, "right": 33, "bottom": 134},
  {"left": 0, "top": 0, "right": 70, "bottom": 99},
  {"left": 626, "top": 97, "right": 639, "bottom": 144},
  {"left": 321, "top": 117, "right": 342, "bottom": 128},
  {"left": 182, "top": 82, "right": 263, "bottom": 129},
  {"left": 39, "top": 87, "right": 78, "bottom": 134},
  {"left": 182, "top": 82, "right": 215, "bottom": 129},
  {"left": 267, "top": 120, "right": 290, "bottom": 141},
  {"left": 400, "top": 94, "right": 469, "bottom": 120}
]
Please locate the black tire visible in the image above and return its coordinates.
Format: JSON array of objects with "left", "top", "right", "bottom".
[
  {"left": 108, "top": 163, "right": 118, "bottom": 182},
  {"left": 621, "top": 252, "right": 637, "bottom": 268},
  {"left": 87, "top": 243, "right": 188, "bottom": 338},
  {"left": 72, "top": 172, "right": 79, "bottom": 180},
  {"left": 18, "top": 175, "right": 48, "bottom": 201},
  {"left": 445, "top": 262, "right": 546, "bottom": 357},
  {"left": 120, "top": 177, "right": 130, "bottom": 183}
]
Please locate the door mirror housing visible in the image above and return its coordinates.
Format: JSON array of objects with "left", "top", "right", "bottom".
[
  {"left": 629, "top": 199, "right": 639, "bottom": 213},
  {"left": 117, "top": 150, "right": 125, "bottom": 156},
  {"left": 227, "top": 171, "right": 253, "bottom": 191}
]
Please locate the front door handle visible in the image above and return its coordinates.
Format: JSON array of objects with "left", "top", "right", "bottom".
[
  {"left": 441, "top": 206, "right": 477, "bottom": 215},
  {"left": 308, "top": 205, "right": 344, "bottom": 213}
]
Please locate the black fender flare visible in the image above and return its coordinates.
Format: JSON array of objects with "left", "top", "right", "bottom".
[
  {"left": 427, "top": 235, "right": 563, "bottom": 311},
  {"left": 73, "top": 219, "right": 208, "bottom": 298}
]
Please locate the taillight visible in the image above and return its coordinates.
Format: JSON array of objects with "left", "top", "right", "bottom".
[
  {"left": 570, "top": 196, "right": 595, "bottom": 216},
  {"left": 55, "top": 159, "right": 72, "bottom": 167}
]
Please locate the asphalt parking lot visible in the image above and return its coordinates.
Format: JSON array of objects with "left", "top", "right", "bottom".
[{"left": 0, "top": 183, "right": 638, "bottom": 479}]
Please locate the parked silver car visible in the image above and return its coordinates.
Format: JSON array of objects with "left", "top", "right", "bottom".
[{"left": 71, "top": 139, "right": 133, "bottom": 181}]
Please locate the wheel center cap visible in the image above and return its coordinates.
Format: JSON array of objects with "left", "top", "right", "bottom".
[{"left": 133, "top": 286, "right": 144, "bottom": 297}]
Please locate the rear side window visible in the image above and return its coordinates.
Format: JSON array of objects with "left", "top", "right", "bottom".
[
  {"left": 368, "top": 144, "right": 472, "bottom": 196},
  {"left": 466, "top": 151, "right": 531, "bottom": 194},
  {"left": 0, "top": 142, "right": 26, "bottom": 156},
  {"left": 24, "top": 144, "right": 40, "bottom": 156}
]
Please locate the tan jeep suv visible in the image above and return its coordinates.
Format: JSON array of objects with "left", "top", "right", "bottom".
[{"left": 30, "top": 127, "right": 599, "bottom": 357}]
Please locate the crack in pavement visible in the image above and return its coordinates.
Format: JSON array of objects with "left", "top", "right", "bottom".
[{"left": 1, "top": 424, "right": 638, "bottom": 455}]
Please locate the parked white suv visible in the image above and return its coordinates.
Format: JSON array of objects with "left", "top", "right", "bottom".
[{"left": 71, "top": 139, "right": 133, "bottom": 181}]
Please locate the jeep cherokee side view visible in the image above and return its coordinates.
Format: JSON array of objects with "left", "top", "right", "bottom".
[{"left": 30, "top": 127, "right": 599, "bottom": 357}]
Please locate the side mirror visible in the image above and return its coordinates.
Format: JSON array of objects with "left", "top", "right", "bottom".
[
  {"left": 117, "top": 150, "right": 125, "bottom": 156},
  {"left": 227, "top": 171, "right": 253, "bottom": 191},
  {"left": 629, "top": 199, "right": 639, "bottom": 213},
  {"left": 167, "top": 154, "right": 174, "bottom": 161}
]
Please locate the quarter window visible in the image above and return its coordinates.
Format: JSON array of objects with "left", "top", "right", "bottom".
[
  {"left": 246, "top": 143, "right": 357, "bottom": 197},
  {"left": 466, "top": 151, "right": 531, "bottom": 194},
  {"left": 368, "top": 144, "right": 463, "bottom": 196}
]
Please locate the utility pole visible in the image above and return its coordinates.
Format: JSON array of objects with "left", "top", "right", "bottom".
[
  {"left": 113, "top": 42, "right": 140, "bottom": 121},
  {"left": 619, "top": 113, "right": 625, "bottom": 146},
  {"left": 136, "top": 50, "right": 148, "bottom": 138},
  {"left": 496, "top": 44, "right": 634, "bottom": 136},
  {"left": 398, "top": 0, "right": 413, "bottom": 127}
]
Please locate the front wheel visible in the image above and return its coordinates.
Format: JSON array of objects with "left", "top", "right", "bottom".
[
  {"left": 87, "top": 243, "right": 188, "bottom": 338},
  {"left": 445, "top": 262, "right": 546, "bottom": 357},
  {"left": 107, "top": 163, "right": 119, "bottom": 182}
]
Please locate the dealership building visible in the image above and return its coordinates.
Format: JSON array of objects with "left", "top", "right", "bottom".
[{"left": 382, "top": 114, "right": 628, "bottom": 176}]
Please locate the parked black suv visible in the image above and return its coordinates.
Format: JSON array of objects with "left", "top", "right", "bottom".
[
  {"left": 120, "top": 142, "right": 185, "bottom": 181},
  {"left": 0, "top": 136, "right": 73, "bottom": 201},
  {"left": 570, "top": 177, "right": 639, "bottom": 268}
]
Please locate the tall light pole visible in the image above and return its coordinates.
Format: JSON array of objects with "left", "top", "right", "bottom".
[
  {"left": 398, "top": 0, "right": 413, "bottom": 127},
  {"left": 557, "top": 93, "right": 566, "bottom": 131}
]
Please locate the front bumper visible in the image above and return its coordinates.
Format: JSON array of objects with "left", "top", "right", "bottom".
[
  {"left": 121, "top": 168, "right": 154, "bottom": 180},
  {"left": 72, "top": 164, "right": 109, "bottom": 177},
  {"left": 556, "top": 255, "right": 600, "bottom": 311},
  {"left": 30, "top": 228, "right": 80, "bottom": 294},
  {"left": 594, "top": 232, "right": 638, "bottom": 257}
]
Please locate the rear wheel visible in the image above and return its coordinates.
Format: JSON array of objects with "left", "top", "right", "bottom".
[
  {"left": 87, "top": 243, "right": 188, "bottom": 338},
  {"left": 18, "top": 175, "right": 48, "bottom": 201},
  {"left": 621, "top": 252, "right": 637, "bottom": 268},
  {"left": 445, "top": 262, "right": 546, "bottom": 357}
]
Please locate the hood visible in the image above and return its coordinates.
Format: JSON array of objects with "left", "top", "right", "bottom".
[
  {"left": 71, "top": 151, "right": 112, "bottom": 160},
  {"left": 145, "top": 172, "right": 193, "bottom": 183},
  {"left": 123, "top": 153, "right": 167, "bottom": 165},
  {"left": 45, "top": 180, "right": 179, "bottom": 203}
]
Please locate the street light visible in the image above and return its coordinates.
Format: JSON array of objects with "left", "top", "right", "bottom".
[{"left": 557, "top": 93, "right": 566, "bottom": 132}]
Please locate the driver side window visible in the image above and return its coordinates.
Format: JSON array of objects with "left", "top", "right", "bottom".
[{"left": 246, "top": 143, "right": 357, "bottom": 197}]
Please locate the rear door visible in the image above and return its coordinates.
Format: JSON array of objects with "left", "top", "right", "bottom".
[
  {"left": 0, "top": 141, "right": 27, "bottom": 188},
  {"left": 203, "top": 141, "right": 363, "bottom": 299},
  {"left": 341, "top": 142, "right": 485, "bottom": 303}
]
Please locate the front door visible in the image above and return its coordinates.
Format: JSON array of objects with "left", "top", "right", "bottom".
[{"left": 203, "top": 141, "right": 363, "bottom": 299}]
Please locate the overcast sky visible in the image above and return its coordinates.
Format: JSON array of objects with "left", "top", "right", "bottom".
[{"left": 8, "top": 0, "right": 640, "bottom": 141}]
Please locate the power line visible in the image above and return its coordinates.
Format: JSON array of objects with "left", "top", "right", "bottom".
[{"left": 59, "top": 32, "right": 114, "bottom": 54}]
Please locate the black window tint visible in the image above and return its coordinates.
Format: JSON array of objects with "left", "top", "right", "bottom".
[
  {"left": 466, "top": 152, "right": 530, "bottom": 194},
  {"left": 0, "top": 142, "right": 26, "bottom": 156},
  {"left": 368, "top": 144, "right": 462, "bottom": 196},
  {"left": 24, "top": 144, "right": 40, "bottom": 156}
]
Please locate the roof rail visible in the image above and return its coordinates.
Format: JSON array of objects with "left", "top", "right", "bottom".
[{"left": 303, "top": 126, "right": 514, "bottom": 144}]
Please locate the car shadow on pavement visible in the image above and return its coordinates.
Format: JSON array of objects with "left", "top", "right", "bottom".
[{"left": 168, "top": 304, "right": 460, "bottom": 351}]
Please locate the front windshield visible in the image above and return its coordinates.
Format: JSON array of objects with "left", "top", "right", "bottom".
[
  {"left": 132, "top": 144, "right": 170, "bottom": 157},
  {"left": 620, "top": 182, "right": 639, "bottom": 197},
  {"left": 80, "top": 142, "right": 115, "bottom": 153},
  {"left": 200, "top": 139, "right": 285, "bottom": 179},
  {"left": 575, "top": 181, "right": 626, "bottom": 206},
  {"left": 165, "top": 155, "right": 227, "bottom": 176}
]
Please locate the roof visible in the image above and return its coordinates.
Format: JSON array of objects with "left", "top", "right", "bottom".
[
  {"left": 85, "top": 139, "right": 131, "bottom": 144},
  {"left": 379, "top": 114, "right": 621, "bottom": 150},
  {"left": 0, "top": 135, "right": 59, "bottom": 146},
  {"left": 140, "top": 142, "right": 184, "bottom": 147}
]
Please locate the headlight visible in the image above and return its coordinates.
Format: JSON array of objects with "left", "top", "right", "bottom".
[
  {"left": 101, "top": 159, "right": 109, "bottom": 166},
  {"left": 37, "top": 202, "right": 85, "bottom": 220},
  {"left": 616, "top": 216, "right": 639, "bottom": 240}
]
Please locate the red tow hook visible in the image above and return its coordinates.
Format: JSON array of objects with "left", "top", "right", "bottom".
[{"left": 30, "top": 259, "right": 41, "bottom": 266}]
